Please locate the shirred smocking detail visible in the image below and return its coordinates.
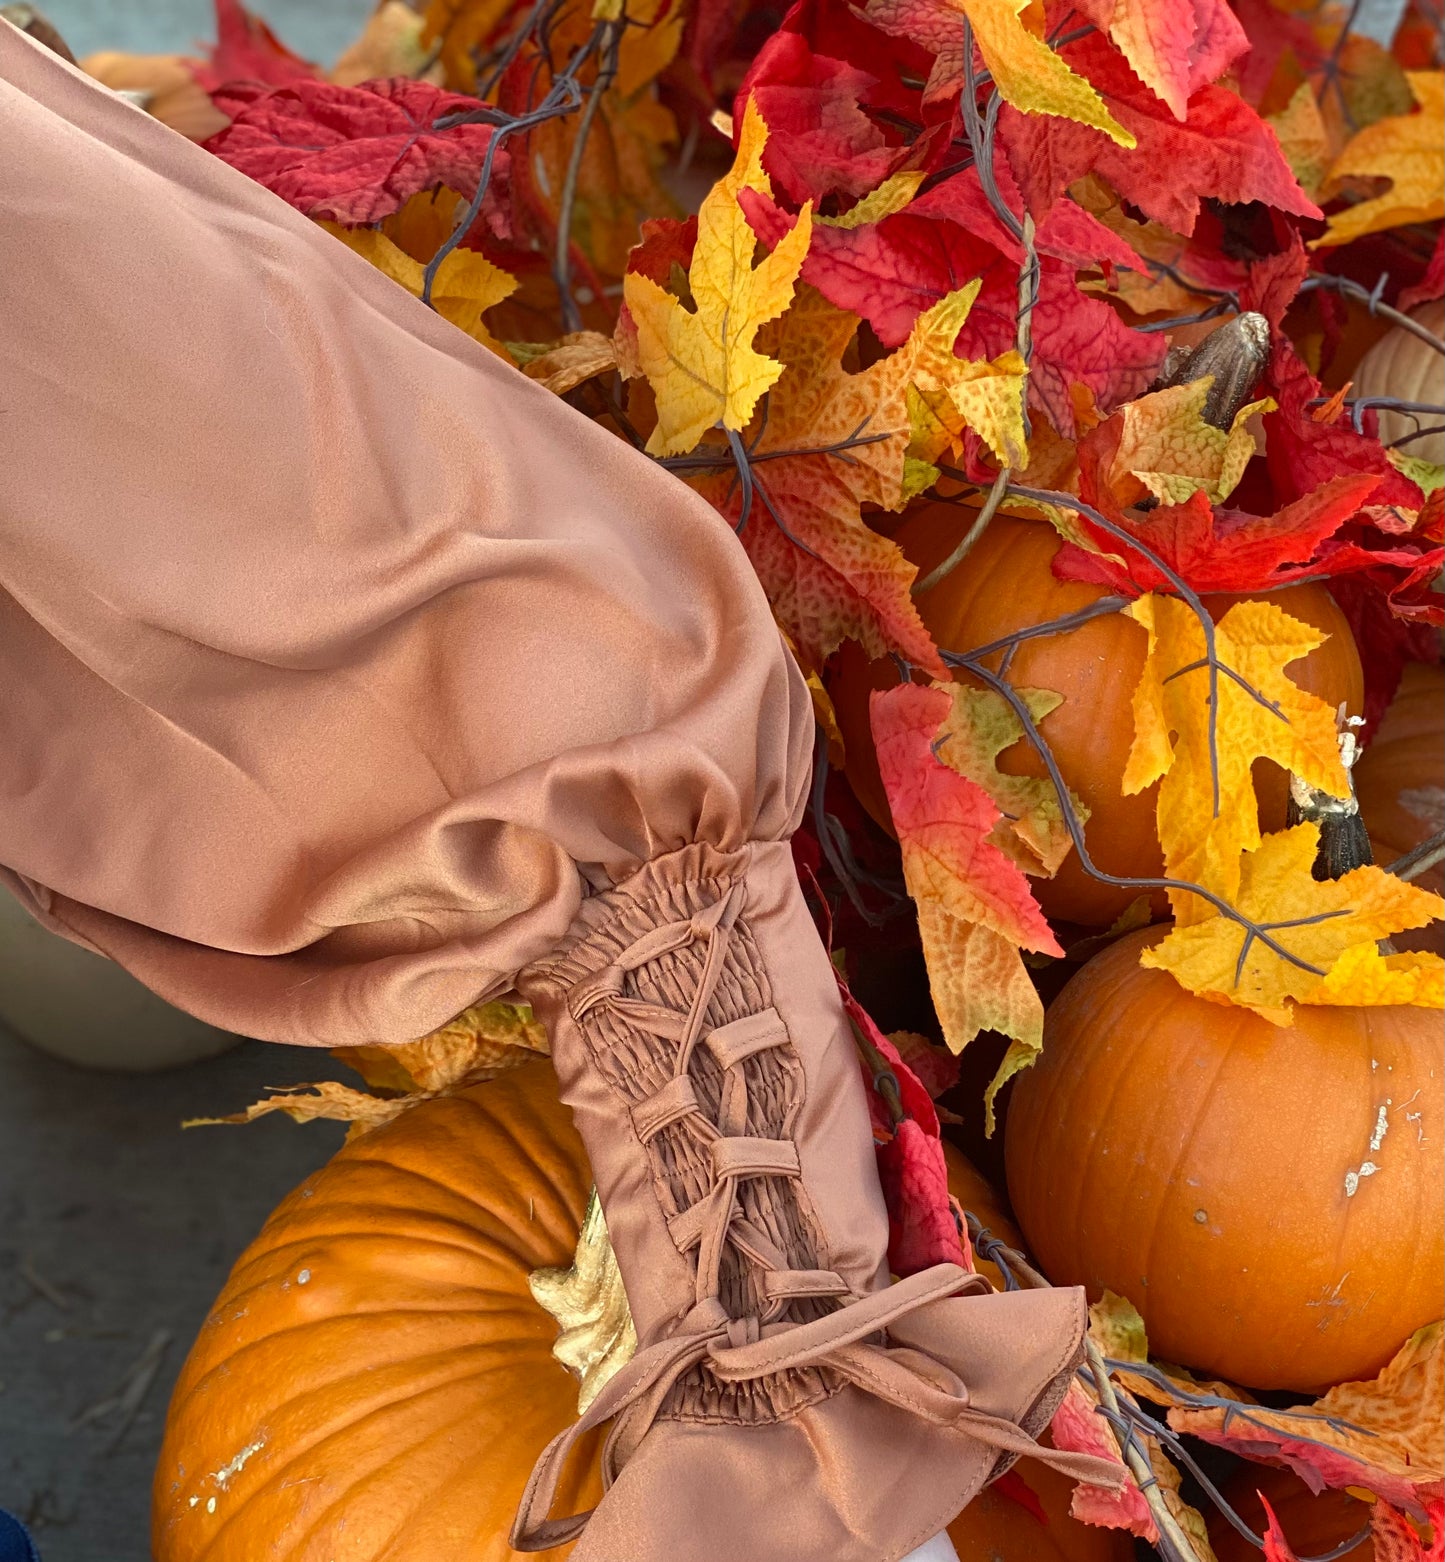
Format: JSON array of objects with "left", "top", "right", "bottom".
[{"left": 528, "top": 850, "right": 849, "bottom": 1426}]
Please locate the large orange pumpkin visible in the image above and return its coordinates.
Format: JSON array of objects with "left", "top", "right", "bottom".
[
  {"left": 829, "top": 509, "right": 1366, "bottom": 927},
  {"left": 155, "top": 1059, "right": 1116, "bottom": 1561},
  {"left": 1003, "top": 927, "right": 1443, "bottom": 1393},
  {"left": 1207, "top": 1465, "right": 1374, "bottom": 1562}
]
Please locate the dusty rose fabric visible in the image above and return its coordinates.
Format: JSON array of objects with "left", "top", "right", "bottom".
[
  {"left": 1, "top": 22, "right": 807, "bottom": 1046},
  {"left": 1, "top": 24, "right": 1114, "bottom": 1562}
]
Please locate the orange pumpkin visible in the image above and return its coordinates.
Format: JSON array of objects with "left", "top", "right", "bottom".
[
  {"left": 156, "top": 1059, "right": 1097, "bottom": 1560},
  {"left": 1356, "top": 662, "right": 1445, "bottom": 921},
  {"left": 829, "top": 509, "right": 1366, "bottom": 927},
  {"left": 154, "top": 1061, "right": 603, "bottom": 1562},
  {"left": 1349, "top": 302, "right": 1445, "bottom": 466},
  {"left": 1206, "top": 1465, "right": 1374, "bottom": 1562},
  {"left": 1003, "top": 927, "right": 1443, "bottom": 1393},
  {"left": 947, "top": 1451, "right": 1134, "bottom": 1562}
]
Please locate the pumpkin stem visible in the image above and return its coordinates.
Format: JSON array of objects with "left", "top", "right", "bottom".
[
  {"left": 1286, "top": 713, "right": 1374, "bottom": 882},
  {"left": 1154, "top": 311, "right": 1271, "bottom": 431}
]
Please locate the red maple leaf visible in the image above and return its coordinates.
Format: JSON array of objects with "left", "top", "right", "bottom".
[
  {"left": 1400, "top": 231, "right": 1445, "bottom": 312},
  {"left": 1259, "top": 1494, "right": 1303, "bottom": 1562},
  {"left": 1067, "top": 0, "right": 1248, "bottom": 118},
  {"left": 736, "top": 0, "right": 942, "bottom": 126},
  {"left": 191, "top": 0, "right": 318, "bottom": 95},
  {"left": 734, "top": 31, "right": 912, "bottom": 205},
  {"left": 204, "top": 78, "right": 511, "bottom": 228},
  {"left": 1052, "top": 475, "right": 1393, "bottom": 594},
  {"left": 877, "top": 1118, "right": 966, "bottom": 1274},
  {"left": 997, "top": 32, "right": 1319, "bottom": 233},
  {"left": 1261, "top": 335, "right": 1424, "bottom": 511},
  {"left": 838, "top": 978, "right": 966, "bottom": 1275}
]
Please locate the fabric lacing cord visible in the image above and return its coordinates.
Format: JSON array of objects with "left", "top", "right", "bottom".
[{"left": 510, "top": 881, "right": 1123, "bottom": 1553}]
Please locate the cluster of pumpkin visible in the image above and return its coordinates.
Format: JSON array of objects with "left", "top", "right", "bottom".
[{"left": 151, "top": 366, "right": 1440, "bottom": 1562}]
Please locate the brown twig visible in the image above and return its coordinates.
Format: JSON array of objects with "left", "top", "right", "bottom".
[
  {"left": 1084, "top": 1339, "right": 1206, "bottom": 1562},
  {"left": 914, "top": 466, "right": 1012, "bottom": 593},
  {"left": 1387, "top": 828, "right": 1445, "bottom": 883}
]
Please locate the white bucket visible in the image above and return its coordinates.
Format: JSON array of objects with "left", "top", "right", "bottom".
[{"left": 0, "top": 890, "right": 242, "bottom": 1071}]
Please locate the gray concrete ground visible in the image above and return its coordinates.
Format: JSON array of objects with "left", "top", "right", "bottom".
[
  {"left": 0, "top": 1026, "right": 349, "bottom": 1562},
  {"left": 40, "top": 0, "right": 370, "bottom": 66}
]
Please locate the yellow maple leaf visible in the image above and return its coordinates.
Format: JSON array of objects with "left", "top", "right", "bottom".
[
  {"left": 1268, "top": 83, "right": 1333, "bottom": 202},
  {"left": 865, "top": 0, "right": 1134, "bottom": 144},
  {"left": 817, "top": 171, "right": 927, "bottom": 229},
  {"left": 936, "top": 684, "right": 1088, "bottom": 875},
  {"left": 1124, "top": 595, "right": 1350, "bottom": 922},
  {"left": 1299, "top": 940, "right": 1445, "bottom": 1008},
  {"left": 320, "top": 223, "right": 518, "bottom": 355},
  {"left": 1141, "top": 823, "right": 1445, "bottom": 1019},
  {"left": 920, "top": 901, "right": 1046, "bottom": 1132},
  {"left": 421, "top": 0, "right": 514, "bottom": 92},
  {"left": 1317, "top": 70, "right": 1445, "bottom": 247},
  {"left": 688, "top": 284, "right": 1023, "bottom": 669},
  {"left": 1109, "top": 380, "right": 1274, "bottom": 507},
  {"left": 623, "top": 100, "right": 813, "bottom": 456}
]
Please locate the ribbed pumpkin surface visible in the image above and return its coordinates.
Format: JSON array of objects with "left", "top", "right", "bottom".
[
  {"left": 153, "top": 1061, "right": 601, "bottom": 1562},
  {"left": 828, "top": 511, "right": 1365, "bottom": 927},
  {"left": 1356, "top": 661, "right": 1445, "bottom": 921},
  {"left": 1005, "top": 928, "right": 1443, "bottom": 1392},
  {"left": 1350, "top": 301, "right": 1445, "bottom": 465}
]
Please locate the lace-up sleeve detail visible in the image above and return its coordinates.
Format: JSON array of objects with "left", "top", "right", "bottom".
[
  {"left": 514, "top": 840, "right": 1119, "bottom": 1562},
  {"left": 523, "top": 844, "right": 865, "bottom": 1426}
]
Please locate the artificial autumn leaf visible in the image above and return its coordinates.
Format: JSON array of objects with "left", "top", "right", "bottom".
[
  {"left": 1170, "top": 1322, "right": 1445, "bottom": 1514},
  {"left": 865, "top": 0, "right": 1133, "bottom": 145},
  {"left": 935, "top": 684, "right": 1087, "bottom": 875},
  {"left": 1141, "top": 822, "right": 1445, "bottom": 1018},
  {"left": 687, "top": 283, "right": 1022, "bottom": 671},
  {"left": 744, "top": 193, "right": 1164, "bottom": 434},
  {"left": 622, "top": 100, "right": 812, "bottom": 456},
  {"left": 738, "top": 30, "right": 909, "bottom": 206},
  {"left": 1400, "top": 231, "right": 1444, "bottom": 312},
  {"left": 421, "top": 0, "right": 514, "bottom": 93},
  {"left": 838, "top": 976, "right": 965, "bottom": 1273},
  {"left": 204, "top": 77, "right": 511, "bottom": 226},
  {"left": 1318, "top": 71, "right": 1445, "bottom": 247},
  {"left": 878, "top": 1117, "right": 968, "bottom": 1274},
  {"left": 1102, "top": 379, "right": 1273, "bottom": 507},
  {"left": 998, "top": 32, "right": 1320, "bottom": 233},
  {"left": 873, "top": 682, "right": 1062, "bottom": 955},
  {"left": 188, "top": 999, "right": 549, "bottom": 1138},
  {"left": 1268, "top": 83, "right": 1333, "bottom": 201},
  {"left": 1053, "top": 474, "right": 1387, "bottom": 596},
  {"left": 335, "top": 999, "right": 549, "bottom": 1094},
  {"left": 331, "top": 1, "right": 441, "bottom": 86},
  {"left": 1367, "top": 1500, "right": 1441, "bottom": 1562},
  {"left": 1299, "top": 939, "right": 1445, "bottom": 1007},
  {"left": 1050, "top": 1377, "right": 1156, "bottom": 1536},
  {"left": 887, "top": 1029, "right": 961, "bottom": 1100},
  {"left": 513, "top": 331, "right": 618, "bottom": 394},
  {"left": 1067, "top": 0, "right": 1247, "bottom": 120},
  {"left": 1262, "top": 336, "right": 1425, "bottom": 511},
  {"left": 191, "top": 0, "right": 318, "bottom": 93},
  {"left": 871, "top": 684, "right": 1060, "bottom": 1117},
  {"left": 1124, "top": 594, "right": 1351, "bottom": 920},
  {"left": 321, "top": 224, "right": 518, "bottom": 353}
]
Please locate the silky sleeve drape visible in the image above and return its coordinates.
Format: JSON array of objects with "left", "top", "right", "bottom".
[{"left": 0, "top": 19, "right": 812, "bottom": 1051}]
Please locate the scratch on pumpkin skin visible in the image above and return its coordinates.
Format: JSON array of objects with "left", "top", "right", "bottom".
[
  {"left": 1343, "top": 1100, "right": 1394, "bottom": 1195},
  {"left": 211, "top": 1440, "right": 265, "bottom": 1492}
]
